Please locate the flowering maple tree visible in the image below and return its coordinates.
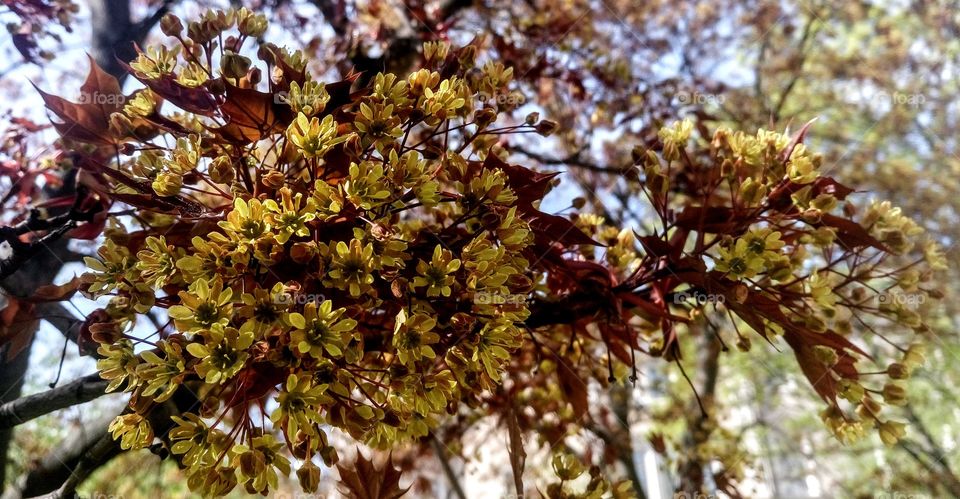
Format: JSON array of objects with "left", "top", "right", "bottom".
[{"left": 0, "top": 6, "right": 947, "bottom": 497}]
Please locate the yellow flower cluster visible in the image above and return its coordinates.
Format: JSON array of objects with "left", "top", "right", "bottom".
[{"left": 82, "top": 11, "right": 560, "bottom": 496}]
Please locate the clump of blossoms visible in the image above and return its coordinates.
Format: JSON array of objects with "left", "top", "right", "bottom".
[
  {"left": 70, "top": 9, "right": 558, "bottom": 496},
  {"left": 40, "top": 8, "right": 940, "bottom": 497}
]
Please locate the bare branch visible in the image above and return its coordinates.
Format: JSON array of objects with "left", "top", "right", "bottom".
[{"left": 0, "top": 373, "right": 108, "bottom": 430}]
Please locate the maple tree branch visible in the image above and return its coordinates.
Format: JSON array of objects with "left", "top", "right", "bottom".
[
  {"left": 2, "top": 412, "right": 114, "bottom": 499},
  {"left": 513, "top": 146, "right": 634, "bottom": 175},
  {"left": 0, "top": 373, "right": 108, "bottom": 430},
  {"left": 430, "top": 433, "right": 467, "bottom": 499}
]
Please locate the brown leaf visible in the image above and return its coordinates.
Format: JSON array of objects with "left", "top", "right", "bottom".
[
  {"left": 817, "top": 214, "right": 889, "bottom": 252},
  {"left": 212, "top": 82, "right": 290, "bottom": 143},
  {"left": 0, "top": 299, "right": 38, "bottom": 361},
  {"left": 36, "top": 55, "right": 126, "bottom": 145},
  {"left": 125, "top": 59, "right": 220, "bottom": 116},
  {"left": 555, "top": 355, "right": 589, "bottom": 420},
  {"left": 336, "top": 450, "right": 409, "bottom": 499},
  {"left": 525, "top": 210, "right": 600, "bottom": 247},
  {"left": 28, "top": 276, "right": 82, "bottom": 302},
  {"left": 505, "top": 408, "right": 526, "bottom": 498}
]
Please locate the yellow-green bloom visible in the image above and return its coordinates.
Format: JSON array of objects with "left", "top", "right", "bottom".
[
  {"left": 282, "top": 80, "right": 330, "bottom": 116},
  {"left": 327, "top": 238, "right": 376, "bottom": 297},
  {"left": 109, "top": 413, "right": 153, "bottom": 450},
  {"left": 97, "top": 339, "right": 140, "bottom": 392},
  {"left": 186, "top": 324, "right": 254, "bottom": 384},
  {"left": 265, "top": 187, "right": 316, "bottom": 243},
  {"left": 393, "top": 309, "right": 439, "bottom": 365},
  {"left": 287, "top": 300, "right": 356, "bottom": 358},
  {"left": 168, "top": 278, "right": 234, "bottom": 333},
  {"left": 413, "top": 245, "right": 461, "bottom": 297},
  {"left": 270, "top": 373, "right": 329, "bottom": 436},
  {"left": 239, "top": 283, "right": 287, "bottom": 330},
  {"left": 714, "top": 239, "right": 764, "bottom": 279},
  {"left": 741, "top": 228, "right": 785, "bottom": 261},
  {"left": 218, "top": 197, "right": 272, "bottom": 246},
  {"left": 354, "top": 101, "right": 402, "bottom": 150},
  {"left": 342, "top": 161, "right": 393, "bottom": 210},
  {"left": 136, "top": 340, "right": 186, "bottom": 402},
  {"left": 169, "top": 413, "right": 227, "bottom": 468},
  {"left": 231, "top": 434, "right": 291, "bottom": 494},
  {"left": 287, "top": 113, "right": 347, "bottom": 158},
  {"left": 135, "top": 236, "right": 183, "bottom": 288}
]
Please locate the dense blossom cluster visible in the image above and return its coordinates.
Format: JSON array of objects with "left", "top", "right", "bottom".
[
  {"left": 75, "top": 10, "right": 557, "bottom": 496},
  {"left": 52, "top": 8, "right": 942, "bottom": 497}
]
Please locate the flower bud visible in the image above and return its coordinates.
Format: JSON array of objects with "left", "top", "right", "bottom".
[
  {"left": 220, "top": 51, "right": 252, "bottom": 80},
  {"left": 881, "top": 382, "right": 908, "bottom": 406},
  {"left": 878, "top": 420, "right": 906, "bottom": 447},
  {"left": 535, "top": 119, "right": 559, "bottom": 137},
  {"left": 152, "top": 172, "right": 182, "bottom": 197},
  {"left": 262, "top": 169, "right": 286, "bottom": 189},
  {"left": 887, "top": 362, "right": 911, "bottom": 380},
  {"left": 160, "top": 13, "right": 183, "bottom": 37},
  {"left": 296, "top": 461, "right": 321, "bottom": 493}
]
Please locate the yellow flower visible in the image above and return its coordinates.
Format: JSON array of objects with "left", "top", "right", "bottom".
[
  {"left": 878, "top": 420, "right": 907, "bottom": 447},
  {"left": 740, "top": 228, "right": 785, "bottom": 262},
  {"left": 96, "top": 339, "right": 140, "bottom": 392},
  {"left": 265, "top": 187, "right": 316, "bottom": 243},
  {"left": 287, "top": 300, "right": 356, "bottom": 358},
  {"left": 135, "top": 236, "right": 182, "bottom": 288},
  {"left": 281, "top": 79, "right": 329, "bottom": 116},
  {"left": 239, "top": 283, "right": 287, "bottom": 331},
  {"left": 218, "top": 197, "right": 272, "bottom": 246},
  {"left": 287, "top": 113, "right": 347, "bottom": 158},
  {"left": 354, "top": 101, "right": 402, "bottom": 150},
  {"left": 413, "top": 245, "right": 461, "bottom": 297},
  {"left": 327, "top": 238, "right": 376, "bottom": 297},
  {"left": 84, "top": 239, "right": 133, "bottom": 294},
  {"left": 342, "top": 161, "right": 393, "bottom": 210},
  {"left": 231, "top": 434, "right": 291, "bottom": 494},
  {"left": 372, "top": 72, "right": 410, "bottom": 107},
  {"left": 168, "top": 278, "right": 234, "bottom": 333},
  {"left": 136, "top": 340, "right": 186, "bottom": 402},
  {"left": 713, "top": 239, "right": 763, "bottom": 279},
  {"left": 186, "top": 324, "right": 254, "bottom": 384},
  {"left": 109, "top": 414, "right": 154, "bottom": 450},
  {"left": 393, "top": 308, "right": 440, "bottom": 365},
  {"left": 169, "top": 413, "right": 222, "bottom": 467},
  {"left": 270, "top": 373, "right": 329, "bottom": 436}
]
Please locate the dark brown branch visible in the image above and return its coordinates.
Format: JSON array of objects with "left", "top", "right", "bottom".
[
  {"left": 0, "top": 373, "right": 108, "bottom": 430},
  {"left": 513, "top": 146, "right": 634, "bottom": 175},
  {"left": 2, "top": 412, "right": 115, "bottom": 499},
  {"left": 430, "top": 433, "right": 468, "bottom": 499}
]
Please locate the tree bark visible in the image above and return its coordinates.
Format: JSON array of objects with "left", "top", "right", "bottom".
[
  {"left": 0, "top": 373, "right": 108, "bottom": 430},
  {"left": 0, "top": 0, "right": 170, "bottom": 488}
]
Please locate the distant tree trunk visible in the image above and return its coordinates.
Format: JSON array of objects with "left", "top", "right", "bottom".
[
  {"left": 0, "top": 342, "right": 31, "bottom": 488},
  {"left": 676, "top": 328, "right": 722, "bottom": 495},
  {"left": 0, "top": 0, "right": 169, "bottom": 487}
]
